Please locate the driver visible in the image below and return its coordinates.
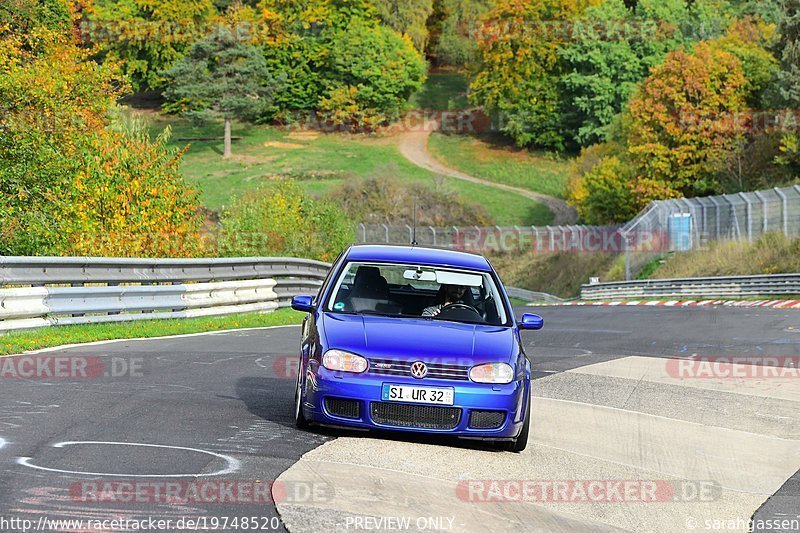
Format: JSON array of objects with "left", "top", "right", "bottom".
[{"left": 422, "top": 284, "right": 468, "bottom": 317}]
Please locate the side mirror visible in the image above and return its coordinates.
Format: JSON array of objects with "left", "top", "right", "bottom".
[
  {"left": 291, "top": 295, "right": 315, "bottom": 313},
  {"left": 519, "top": 313, "right": 543, "bottom": 331}
]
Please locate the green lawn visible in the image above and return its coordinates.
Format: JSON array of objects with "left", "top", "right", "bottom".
[
  {"left": 411, "top": 72, "right": 470, "bottom": 111},
  {"left": 147, "top": 114, "right": 551, "bottom": 225},
  {"left": 428, "top": 133, "right": 571, "bottom": 199},
  {"left": 0, "top": 309, "right": 304, "bottom": 356}
]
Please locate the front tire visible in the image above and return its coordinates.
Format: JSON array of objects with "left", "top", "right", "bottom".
[{"left": 294, "top": 361, "right": 309, "bottom": 429}]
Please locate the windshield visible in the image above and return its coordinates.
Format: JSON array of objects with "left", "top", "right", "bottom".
[{"left": 326, "top": 262, "right": 509, "bottom": 326}]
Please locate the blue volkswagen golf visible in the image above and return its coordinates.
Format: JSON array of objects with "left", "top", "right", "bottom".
[{"left": 290, "top": 245, "right": 543, "bottom": 452}]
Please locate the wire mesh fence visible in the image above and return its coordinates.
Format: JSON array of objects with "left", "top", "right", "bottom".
[
  {"left": 621, "top": 185, "right": 800, "bottom": 279},
  {"left": 357, "top": 185, "right": 800, "bottom": 280}
]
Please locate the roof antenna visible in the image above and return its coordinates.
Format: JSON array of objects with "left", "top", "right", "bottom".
[{"left": 411, "top": 199, "right": 418, "bottom": 246}]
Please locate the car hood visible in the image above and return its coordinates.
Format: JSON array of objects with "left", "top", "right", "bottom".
[{"left": 321, "top": 313, "right": 516, "bottom": 365}]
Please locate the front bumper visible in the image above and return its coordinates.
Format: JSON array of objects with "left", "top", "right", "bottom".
[{"left": 301, "top": 367, "right": 529, "bottom": 439}]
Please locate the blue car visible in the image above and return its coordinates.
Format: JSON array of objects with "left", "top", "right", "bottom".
[{"left": 290, "top": 245, "right": 543, "bottom": 452}]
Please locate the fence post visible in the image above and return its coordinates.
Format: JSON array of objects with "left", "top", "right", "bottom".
[
  {"left": 382, "top": 224, "right": 389, "bottom": 244},
  {"left": 754, "top": 191, "right": 769, "bottom": 236},
  {"left": 775, "top": 188, "right": 789, "bottom": 236},
  {"left": 430, "top": 226, "right": 437, "bottom": 247},
  {"left": 739, "top": 192, "right": 753, "bottom": 242},
  {"left": 708, "top": 197, "right": 721, "bottom": 240},
  {"left": 359, "top": 223, "right": 366, "bottom": 243},
  {"left": 680, "top": 198, "right": 698, "bottom": 250},
  {"left": 623, "top": 230, "right": 632, "bottom": 281}
]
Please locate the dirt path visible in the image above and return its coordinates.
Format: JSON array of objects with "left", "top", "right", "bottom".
[{"left": 396, "top": 125, "right": 579, "bottom": 225}]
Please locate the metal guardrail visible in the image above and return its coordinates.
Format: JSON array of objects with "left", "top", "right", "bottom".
[
  {"left": 0, "top": 255, "right": 557, "bottom": 332},
  {"left": 0, "top": 257, "right": 331, "bottom": 332},
  {"left": 506, "top": 287, "right": 564, "bottom": 304},
  {"left": 581, "top": 274, "right": 800, "bottom": 301},
  {"left": 0, "top": 256, "right": 330, "bottom": 286}
]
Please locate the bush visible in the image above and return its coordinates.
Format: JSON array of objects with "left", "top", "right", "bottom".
[
  {"left": 568, "top": 156, "right": 639, "bottom": 225},
  {"left": 328, "top": 171, "right": 494, "bottom": 226},
  {"left": 218, "top": 180, "right": 353, "bottom": 262},
  {"left": 489, "top": 251, "right": 623, "bottom": 299},
  {"left": 65, "top": 127, "right": 205, "bottom": 258}
]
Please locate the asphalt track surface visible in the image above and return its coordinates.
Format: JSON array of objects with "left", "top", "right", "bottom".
[{"left": 0, "top": 306, "right": 797, "bottom": 532}]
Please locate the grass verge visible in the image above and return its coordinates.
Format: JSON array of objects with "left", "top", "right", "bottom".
[
  {"left": 650, "top": 233, "right": 800, "bottom": 279},
  {"left": 145, "top": 113, "right": 549, "bottom": 225},
  {"left": 428, "top": 133, "right": 571, "bottom": 199},
  {"left": 491, "top": 252, "right": 625, "bottom": 299},
  {"left": 0, "top": 308, "right": 304, "bottom": 357}
]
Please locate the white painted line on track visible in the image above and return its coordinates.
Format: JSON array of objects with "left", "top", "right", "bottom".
[{"left": 17, "top": 441, "right": 240, "bottom": 478}]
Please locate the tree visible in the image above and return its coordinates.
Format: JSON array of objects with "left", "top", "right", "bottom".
[
  {"left": 429, "top": 0, "right": 491, "bottom": 67},
  {"left": 87, "top": 0, "right": 218, "bottom": 91},
  {"left": 319, "top": 19, "right": 426, "bottom": 127},
  {"left": 559, "top": 0, "right": 706, "bottom": 148},
  {"left": 469, "top": 0, "right": 603, "bottom": 150},
  {"left": 1, "top": 0, "right": 204, "bottom": 257},
  {"left": 256, "top": 0, "right": 426, "bottom": 127},
  {"left": 373, "top": 0, "right": 434, "bottom": 52},
  {"left": 163, "top": 25, "right": 281, "bottom": 158},
  {"left": 626, "top": 41, "right": 749, "bottom": 199},
  {"left": 568, "top": 156, "right": 639, "bottom": 224}
]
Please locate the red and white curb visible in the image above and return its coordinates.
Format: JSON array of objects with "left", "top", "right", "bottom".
[{"left": 530, "top": 299, "right": 800, "bottom": 309}]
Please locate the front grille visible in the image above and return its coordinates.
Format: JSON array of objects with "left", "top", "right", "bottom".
[
  {"left": 368, "top": 358, "right": 470, "bottom": 381},
  {"left": 469, "top": 410, "right": 506, "bottom": 429},
  {"left": 370, "top": 402, "right": 461, "bottom": 429},
  {"left": 324, "top": 397, "right": 360, "bottom": 419}
]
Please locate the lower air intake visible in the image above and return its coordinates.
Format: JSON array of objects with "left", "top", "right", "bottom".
[
  {"left": 370, "top": 402, "right": 461, "bottom": 430},
  {"left": 324, "top": 397, "right": 360, "bottom": 419}
]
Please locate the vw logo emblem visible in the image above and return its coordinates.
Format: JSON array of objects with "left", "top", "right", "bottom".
[{"left": 410, "top": 361, "right": 428, "bottom": 379}]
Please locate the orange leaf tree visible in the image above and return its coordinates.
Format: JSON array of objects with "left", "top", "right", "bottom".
[
  {"left": 626, "top": 41, "right": 749, "bottom": 201},
  {"left": 1, "top": 0, "right": 203, "bottom": 257}
]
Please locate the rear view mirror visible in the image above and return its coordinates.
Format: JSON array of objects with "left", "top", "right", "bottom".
[
  {"left": 519, "top": 313, "right": 544, "bottom": 331},
  {"left": 404, "top": 269, "right": 437, "bottom": 282}
]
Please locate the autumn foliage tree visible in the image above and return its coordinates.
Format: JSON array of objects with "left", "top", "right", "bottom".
[
  {"left": 625, "top": 41, "right": 749, "bottom": 201},
  {"left": 87, "top": 0, "right": 217, "bottom": 91},
  {"left": 469, "top": 0, "right": 602, "bottom": 150},
  {"left": 0, "top": 0, "right": 204, "bottom": 257}
]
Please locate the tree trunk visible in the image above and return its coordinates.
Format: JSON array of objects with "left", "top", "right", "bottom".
[{"left": 223, "top": 117, "right": 232, "bottom": 158}]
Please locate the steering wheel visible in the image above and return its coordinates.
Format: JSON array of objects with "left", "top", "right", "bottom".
[{"left": 436, "top": 303, "right": 483, "bottom": 321}]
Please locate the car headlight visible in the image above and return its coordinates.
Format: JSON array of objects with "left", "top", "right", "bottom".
[
  {"left": 322, "top": 349, "right": 368, "bottom": 373},
  {"left": 470, "top": 363, "right": 514, "bottom": 384}
]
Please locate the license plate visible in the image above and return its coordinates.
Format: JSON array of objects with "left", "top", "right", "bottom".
[{"left": 381, "top": 384, "right": 454, "bottom": 405}]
